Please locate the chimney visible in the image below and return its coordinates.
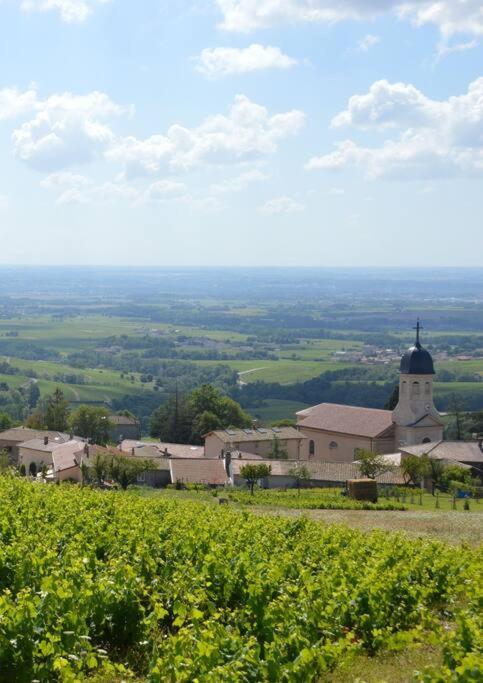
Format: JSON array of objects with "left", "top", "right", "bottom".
[
  {"left": 479, "top": 438, "right": 483, "bottom": 453},
  {"left": 69, "top": 432, "right": 74, "bottom": 440},
  {"left": 43, "top": 436, "right": 49, "bottom": 446},
  {"left": 164, "top": 447, "right": 169, "bottom": 457},
  {"left": 131, "top": 447, "right": 135, "bottom": 456}
]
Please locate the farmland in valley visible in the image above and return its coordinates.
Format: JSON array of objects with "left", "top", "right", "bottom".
[{"left": 0, "top": 267, "right": 482, "bottom": 429}]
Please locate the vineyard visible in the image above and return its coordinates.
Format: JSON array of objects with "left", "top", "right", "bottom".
[
  {"left": 0, "top": 478, "right": 481, "bottom": 682},
  {"left": 224, "top": 488, "right": 408, "bottom": 511}
]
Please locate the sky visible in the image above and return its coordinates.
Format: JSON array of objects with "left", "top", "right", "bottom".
[{"left": 0, "top": 0, "right": 482, "bottom": 267}]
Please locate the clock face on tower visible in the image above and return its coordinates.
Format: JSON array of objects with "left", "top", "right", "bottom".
[{"left": 425, "top": 404, "right": 431, "bottom": 412}]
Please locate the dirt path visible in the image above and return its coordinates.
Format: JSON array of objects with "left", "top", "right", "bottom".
[{"left": 251, "top": 507, "right": 483, "bottom": 546}]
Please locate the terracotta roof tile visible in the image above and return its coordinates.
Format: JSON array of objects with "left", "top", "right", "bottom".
[
  {"left": 230, "top": 459, "right": 405, "bottom": 484},
  {"left": 297, "top": 403, "right": 394, "bottom": 438},
  {"left": 401, "top": 441, "right": 483, "bottom": 463},
  {"left": 207, "top": 427, "right": 304, "bottom": 444},
  {"left": 120, "top": 440, "right": 206, "bottom": 459},
  {"left": 170, "top": 458, "right": 227, "bottom": 485}
]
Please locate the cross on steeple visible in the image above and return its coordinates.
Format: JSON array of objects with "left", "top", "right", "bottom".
[{"left": 413, "top": 319, "right": 423, "bottom": 347}]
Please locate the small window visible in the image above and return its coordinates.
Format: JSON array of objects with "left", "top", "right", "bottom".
[
  {"left": 425, "top": 382, "right": 430, "bottom": 395},
  {"left": 329, "top": 441, "right": 338, "bottom": 450},
  {"left": 309, "top": 440, "right": 315, "bottom": 457},
  {"left": 422, "top": 437, "right": 431, "bottom": 444},
  {"left": 412, "top": 381, "right": 420, "bottom": 396},
  {"left": 401, "top": 381, "right": 407, "bottom": 394}
]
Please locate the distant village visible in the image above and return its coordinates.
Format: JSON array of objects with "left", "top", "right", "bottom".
[{"left": 1, "top": 325, "right": 482, "bottom": 491}]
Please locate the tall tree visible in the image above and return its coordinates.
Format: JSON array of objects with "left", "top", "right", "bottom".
[
  {"left": 384, "top": 384, "right": 399, "bottom": 411},
  {"left": 45, "top": 388, "right": 70, "bottom": 431},
  {"left": 27, "top": 382, "right": 40, "bottom": 410},
  {"left": 69, "top": 406, "right": 112, "bottom": 445},
  {"left": 240, "top": 463, "right": 271, "bottom": 495},
  {"left": 150, "top": 384, "right": 251, "bottom": 445},
  {"left": 449, "top": 394, "right": 465, "bottom": 441},
  {"left": 0, "top": 413, "right": 12, "bottom": 431},
  {"left": 267, "top": 435, "right": 289, "bottom": 460},
  {"left": 288, "top": 463, "right": 311, "bottom": 493},
  {"left": 355, "top": 449, "right": 392, "bottom": 480}
]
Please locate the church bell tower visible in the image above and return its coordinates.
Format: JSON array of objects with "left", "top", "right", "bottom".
[{"left": 393, "top": 321, "right": 444, "bottom": 447}]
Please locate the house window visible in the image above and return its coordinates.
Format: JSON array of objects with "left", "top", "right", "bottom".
[
  {"left": 422, "top": 437, "right": 431, "bottom": 444},
  {"left": 425, "top": 382, "right": 430, "bottom": 395},
  {"left": 401, "top": 381, "right": 407, "bottom": 394},
  {"left": 309, "top": 440, "right": 315, "bottom": 457},
  {"left": 412, "top": 381, "right": 420, "bottom": 396},
  {"left": 329, "top": 441, "right": 338, "bottom": 450}
]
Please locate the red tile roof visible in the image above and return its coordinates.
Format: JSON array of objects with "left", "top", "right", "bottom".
[
  {"left": 297, "top": 403, "right": 394, "bottom": 438},
  {"left": 169, "top": 458, "right": 227, "bottom": 485},
  {"left": 230, "top": 459, "right": 405, "bottom": 485},
  {"left": 120, "top": 440, "right": 206, "bottom": 459}
]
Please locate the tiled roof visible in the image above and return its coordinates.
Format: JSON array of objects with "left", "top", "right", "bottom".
[
  {"left": 230, "top": 459, "right": 405, "bottom": 485},
  {"left": 0, "top": 428, "right": 71, "bottom": 444},
  {"left": 109, "top": 415, "right": 139, "bottom": 426},
  {"left": 120, "top": 440, "right": 206, "bottom": 459},
  {"left": 401, "top": 441, "right": 483, "bottom": 464},
  {"left": 52, "top": 443, "right": 85, "bottom": 472},
  {"left": 297, "top": 403, "right": 394, "bottom": 438},
  {"left": 207, "top": 427, "right": 305, "bottom": 443},
  {"left": 169, "top": 458, "right": 227, "bottom": 485},
  {"left": 19, "top": 437, "right": 84, "bottom": 453}
]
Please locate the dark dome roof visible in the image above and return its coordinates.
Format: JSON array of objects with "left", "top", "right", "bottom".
[{"left": 400, "top": 341, "right": 435, "bottom": 375}]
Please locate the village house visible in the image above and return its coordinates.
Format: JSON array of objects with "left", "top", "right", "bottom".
[
  {"left": 0, "top": 428, "right": 73, "bottom": 464},
  {"left": 297, "top": 322, "right": 445, "bottom": 462},
  {"left": 18, "top": 436, "right": 87, "bottom": 476},
  {"left": 204, "top": 426, "right": 306, "bottom": 460},
  {"left": 399, "top": 440, "right": 483, "bottom": 478},
  {"left": 109, "top": 415, "right": 141, "bottom": 443}
]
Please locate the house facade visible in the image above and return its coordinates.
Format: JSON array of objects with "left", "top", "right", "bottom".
[
  {"left": 204, "top": 426, "right": 306, "bottom": 460},
  {"left": 109, "top": 415, "right": 141, "bottom": 443}
]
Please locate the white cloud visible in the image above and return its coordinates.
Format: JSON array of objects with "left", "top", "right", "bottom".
[
  {"left": 0, "top": 87, "right": 39, "bottom": 121},
  {"left": 40, "top": 171, "right": 91, "bottom": 188},
  {"left": 108, "top": 94, "right": 305, "bottom": 177},
  {"left": 435, "top": 39, "right": 477, "bottom": 61},
  {"left": 259, "top": 196, "right": 304, "bottom": 215},
  {"left": 1, "top": 87, "right": 126, "bottom": 171},
  {"left": 195, "top": 44, "right": 297, "bottom": 78},
  {"left": 145, "top": 179, "right": 187, "bottom": 201},
  {"left": 358, "top": 34, "right": 379, "bottom": 51},
  {"left": 0, "top": 194, "right": 9, "bottom": 210},
  {"left": 328, "top": 186, "right": 345, "bottom": 195},
  {"left": 40, "top": 170, "right": 140, "bottom": 205},
  {"left": 20, "top": 0, "right": 111, "bottom": 23},
  {"left": 216, "top": 1, "right": 483, "bottom": 37},
  {"left": 306, "top": 77, "right": 483, "bottom": 179},
  {"left": 211, "top": 168, "right": 268, "bottom": 193}
]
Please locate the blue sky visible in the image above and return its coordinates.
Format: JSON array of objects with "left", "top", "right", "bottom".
[{"left": 0, "top": 0, "right": 482, "bottom": 266}]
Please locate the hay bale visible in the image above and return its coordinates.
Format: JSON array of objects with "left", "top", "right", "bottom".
[{"left": 348, "top": 479, "right": 378, "bottom": 503}]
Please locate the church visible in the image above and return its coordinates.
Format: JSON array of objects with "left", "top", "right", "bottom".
[{"left": 296, "top": 322, "right": 445, "bottom": 462}]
